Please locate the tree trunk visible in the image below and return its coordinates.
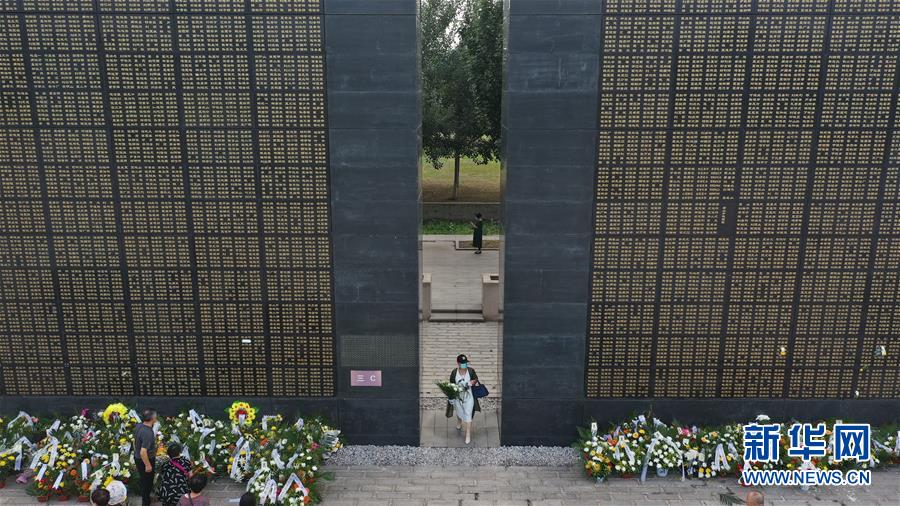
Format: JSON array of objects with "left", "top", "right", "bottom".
[{"left": 452, "top": 152, "right": 461, "bottom": 201}]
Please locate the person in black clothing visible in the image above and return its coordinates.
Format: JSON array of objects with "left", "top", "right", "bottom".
[
  {"left": 159, "top": 443, "right": 191, "bottom": 506},
  {"left": 239, "top": 492, "right": 257, "bottom": 506},
  {"left": 133, "top": 408, "right": 158, "bottom": 506},
  {"left": 471, "top": 213, "right": 484, "bottom": 254}
]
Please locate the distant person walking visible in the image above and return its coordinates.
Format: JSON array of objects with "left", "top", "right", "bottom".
[
  {"left": 471, "top": 213, "right": 484, "bottom": 254},
  {"left": 450, "top": 354, "right": 481, "bottom": 444},
  {"left": 134, "top": 408, "right": 158, "bottom": 506}
]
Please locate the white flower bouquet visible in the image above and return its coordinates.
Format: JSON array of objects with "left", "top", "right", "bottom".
[{"left": 435, "top": 380, "right": 463, "bottom": 400}]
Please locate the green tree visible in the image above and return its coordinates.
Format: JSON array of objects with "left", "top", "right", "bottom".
[
  {"left": 460, "top": 0, "right": 503, "bottom": 162},
  {"left": 422, "top": 0, "right": 502, "bottom": 200}
]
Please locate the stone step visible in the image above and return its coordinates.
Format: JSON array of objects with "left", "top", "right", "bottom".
[{"left": 428, "top": 312, "right": 485, "bottom": 322}]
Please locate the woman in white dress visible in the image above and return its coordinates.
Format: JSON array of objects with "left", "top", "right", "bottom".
[{"left": 449, "top": 354, "right": 480, "bottom": 444}]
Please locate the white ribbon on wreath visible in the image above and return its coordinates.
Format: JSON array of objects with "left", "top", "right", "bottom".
[
  {"left": 640, "top": 434, "right": 660, "bottom": 482},
  {"left": 128, "top": 410, "right": 142, "bottom": 424},
  {"left": 259, "top": 479, "right": 279, "bottom": 505},
  {"left": 35, "top": 463, "right": 48, "bottom": 481},
  {"left": 230, "top": 440, "right": 252, "bottom": 481},
  {"left": 262, "top": 415, "right": 278, "bottom": 432},
  {"left": 29, "top": 440, "right": 58, "bottom": 470},
  {"left": 7, "top": 411, "right": 33, "bottom": 430},
  {"left": 52, "top": 469, "right": 65, "bottom": 489},
  {"left": 110, "top": 453, "right": 121, "bottom": 474},
  {"left": 246, "top": 467, "right": 265, "bottom": 490},
  {"left": 894, "top": 431, "right": 900, "bottom": 456},
  {"left": 294, "top": 418, "right": 305, "bottom": 431},
  {"left": 271, "top": 449, "right": 285, "bottom": 470},
  {"left": 188, "top": 409, "right": 204, "bottom": 428},
  {"left": 4, "top": 436, "right": 33, "bottom": 471},
  {"left": 81, "top": 459, "right": 90, "bottom": 480},
  {"left": 197, "top": 427, "right": 215, "bottom": 447},
  {"left": 277, "top": 473, "right": 309, "bottom": 502},
  {"left": 612, "top": 438, "right": 637, "bottom": 472},
  {"left": 711, "top": 443, "right": 730, "bottom": 473}
]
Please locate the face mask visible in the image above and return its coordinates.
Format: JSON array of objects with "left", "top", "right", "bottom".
[{"left": 460, "top": 363, "right": 468, "bottom": 369}]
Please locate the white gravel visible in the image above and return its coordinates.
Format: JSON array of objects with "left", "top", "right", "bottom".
[
  {"left": 327, "top": 445, "right": 579, "bottom": 467},
  {"left": 419, "top": 397, "right": 500, "bottom": 412}
]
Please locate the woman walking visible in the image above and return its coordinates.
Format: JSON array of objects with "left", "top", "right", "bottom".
[
  {"left": 450, "top": 354, "right": 481, "bottom": 444},
  {"left": 471, "top": 213, "right": 484, "bottom": 254}
]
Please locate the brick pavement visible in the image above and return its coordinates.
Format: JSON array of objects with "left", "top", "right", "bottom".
[
  {"left": 420, "top": 321, "right": 502, "bottom": 399},
  {"left": 4, "top": 465, "right": 896, "bottom": 505}
]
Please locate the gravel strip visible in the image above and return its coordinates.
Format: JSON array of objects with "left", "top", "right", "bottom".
[
  {"left": 327, "top": 445, "right": 579, "bottom": 467},
  {"left": 420, "top": 397, "right": 500, "bottom": 412}
]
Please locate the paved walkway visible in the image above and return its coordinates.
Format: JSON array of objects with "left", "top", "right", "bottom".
[
  {"left": 423, "top": 236, "right": 500, "bottom": 311},
  {"left": 4, "top": 466, "right": 897, "bottom": 505},
  {"left": 420, "top": 408, "right": 501, "bottom": 448}
]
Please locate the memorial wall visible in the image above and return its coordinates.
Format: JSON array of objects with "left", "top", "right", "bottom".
[
  {"left": 0, "top": 0, "right": 420, "bottom": 445},
  {"left": 503, "top": 0, "right": 899, "bottom": 445}
]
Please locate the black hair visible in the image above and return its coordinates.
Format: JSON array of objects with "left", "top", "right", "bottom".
[
  {"left": 91, "top": 488, "right": 111, "bottom": 506},
  {"left": 188, "top": 474, "right": 208, "bottom": 493},
  {"left": 167, "top": 442, "right": 182, "bottom": 458},
  {"left": 239, "top": 492, "right": 257, "bottom": 506},
  {"left": 475, "top": 213, "right": 483, "bottom": 219},
  {"left": 456, "top": 354, "right": 468, "bottom": 364},
  {"left": 140, "top": 408, "right": 157, "bottom": 422}
]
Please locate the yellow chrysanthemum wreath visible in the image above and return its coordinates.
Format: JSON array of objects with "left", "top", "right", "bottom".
[
  {"left": 101, "top": 403, "right": 130, "bottom": 424},
  {"left": 227, "top": 400, "right": 257, "bottom": 425}
]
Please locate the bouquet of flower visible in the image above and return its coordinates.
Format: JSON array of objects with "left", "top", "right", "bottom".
[
  {"left": 160, "top": 410, "right": 233, "bottom": 476},
  {"left": 247, "top": 460, "right": 315, "bottom": 505},
  {"left": 576, "top": 431, "right": 613, "bottom": 480},
  {"left": 607, "top": 432, "right": 645, "bottom": 476},
  {"left": 647, "top": 431, "right": 682, "bottom": 472},
  {"left": 435, "top": 381, "right": 463, "bottom": 400},
  {"left": 1, "top": 412, "right": 39, "bottom": 448},
  {"left": 873, "top": 425, "right": 900, "bottom": 466}
]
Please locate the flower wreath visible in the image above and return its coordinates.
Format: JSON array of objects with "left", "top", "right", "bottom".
[{"left": 227, "top": 401, "right": 257, "bottom": 425}]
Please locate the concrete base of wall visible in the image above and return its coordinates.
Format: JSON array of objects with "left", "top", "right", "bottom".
[
  {"left": 0, "top": 395, "right": 419, "bottom": 446},
  {"left": 500, "top": 398, "right": 900, "bottom": 446},
  {"left": 423, "top": 202, "right": 500, "bottom": 221}
]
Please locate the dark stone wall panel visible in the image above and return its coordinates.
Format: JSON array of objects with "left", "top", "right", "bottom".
[
  {"left": 502, "top": 0, "right": 900, "bottom": 446},
  {"left": 326, "top": 2, "right": 420, "bottom": 445}
]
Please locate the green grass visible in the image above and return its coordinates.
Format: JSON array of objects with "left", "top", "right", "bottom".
[
  {"left": 423, "top": 219, "right": 503, "bottom": 235},
  {"left": 422, "top": 157, "right": 502, "bottom": 202}
]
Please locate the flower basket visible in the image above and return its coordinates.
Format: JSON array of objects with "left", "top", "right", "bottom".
[
  {"left": 594, "top": 476, "right": 605, "bottom": 484},
  {"left": 55, "top": 494, "right": 71, "bottom": 502},
  {"left": 655, "top": 468, "right": 668, "bottom": 478},
  {"left": 0, "top": 478, "right": 5, "bottom": 489},
  {"left": 37, "top": 496, "right": 50, "bottom": 503},
  {"left": 77, "top": 496, "right": 90, "bottom": 503}
]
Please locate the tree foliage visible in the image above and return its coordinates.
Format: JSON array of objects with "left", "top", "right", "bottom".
[{"left": 422, "top": 0, "right": 502, "bottom": 199}]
